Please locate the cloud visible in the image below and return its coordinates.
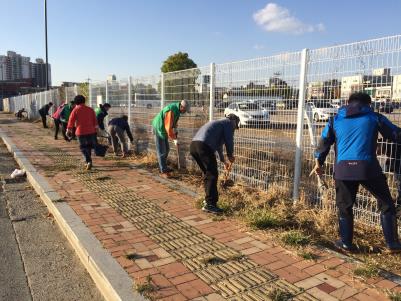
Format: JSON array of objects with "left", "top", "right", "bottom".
[
  {"left": 253, "top": 3, "right": 325, "bottom": 35},
  {"left": 253, "top": 44, "right": 265, "bottom": 50}
]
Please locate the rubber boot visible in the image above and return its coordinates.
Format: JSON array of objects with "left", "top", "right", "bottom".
[
  {"left": 335, "top": 217, "right": 356, "bottom": 252},
  {"left": 381, "top": 212, "right": 401, "bottom": 253}
]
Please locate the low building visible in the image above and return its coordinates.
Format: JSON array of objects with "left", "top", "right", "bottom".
[
  {"left": 307, "top": 81, "right": 324, "bottom": 99},
  {"left": 392, "top": 75, "right": 401, "bottom": 102}
]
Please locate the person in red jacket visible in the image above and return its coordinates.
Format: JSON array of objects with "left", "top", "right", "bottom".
[{"left": 66, "top": 95, "right": 97, "bottom": 170}]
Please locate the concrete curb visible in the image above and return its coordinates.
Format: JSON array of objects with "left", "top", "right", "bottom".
[{"left": 0, "top": 133, "right": 145, "bottom": 301}]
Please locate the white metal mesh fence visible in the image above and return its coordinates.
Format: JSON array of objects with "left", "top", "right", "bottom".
[
  {"left": 130, "top": 75, "right": 161, "bottom": 154},
  {"left": 5, "top": 34, "right": 401, "bottom": 229},
  {"left": 6, "top": 89, "right": 62, "bottom": 119},
  {"left": 164, "top": 67, "right": 210, "bottom": 168},
  {"left": 215, "top": 53, "right": 301, "bottom": 189}
]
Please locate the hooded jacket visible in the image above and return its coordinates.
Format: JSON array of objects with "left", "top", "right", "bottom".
[{"left": 315, "top": 102, "right": 401, "bottom": 180}]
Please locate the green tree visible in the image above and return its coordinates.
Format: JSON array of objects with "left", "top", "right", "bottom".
[{"left": 161, "top": 52, "right": 197, "bottom": 73}]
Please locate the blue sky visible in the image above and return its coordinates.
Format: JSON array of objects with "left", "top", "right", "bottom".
[{"left": 1, "top": 0, "right": 401, "bottom": 85}]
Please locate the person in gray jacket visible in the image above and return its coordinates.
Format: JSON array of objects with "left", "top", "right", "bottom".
[
  {"left": 190, "top": 114, "right": 239, "bottom": 214},
  {"left": 107, "top": 115, "right": 134, "bottom": 157}
]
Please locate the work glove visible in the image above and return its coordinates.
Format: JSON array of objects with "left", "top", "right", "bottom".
[
  {"left": 224, "top": 161, "right": 232, "bottom": 171},
  {"left": 173, "top": 139, "right": 179, "bottom": 146}
]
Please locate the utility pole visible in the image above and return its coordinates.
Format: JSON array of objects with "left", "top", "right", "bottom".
[{"left": 44, "top": 0, "right": 49, "bottom": 90}]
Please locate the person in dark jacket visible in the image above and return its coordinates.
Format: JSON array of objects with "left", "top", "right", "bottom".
[
  {"left": 38, "top": 102, "right": 53, "bottom": 128},
  {"left": 95, "top": 103, "right": 111, "bottom": 132},
  {"left": 15, "top": 108, "right": 27, "bottom": 120},
  {"left": 190, "top": 114, "right": 239, "bottom": 214},
  {"left": 312, "top": 92, "right": 401, "bottom": 253},
  {"left": 107, "top": 115, "right": 134, "bottom": 157}
]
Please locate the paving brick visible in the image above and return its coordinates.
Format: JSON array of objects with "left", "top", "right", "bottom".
[
  {"left": 170, "top": 273, "right": 199, "bottom": 286},
  {"left": 295, "top": 276, "right": 324, "bottom": 290},
  {"left": 177, "top": 279, "right": 214, "bottom": 299},
  {"left": 241, "top": 247, "right": 262, "bottom": 255},
  {"left": 158, "top": 262, "right": 190, "bottom": 278},
  {"left": 204, "top": 293, "right": 225, "bottom": 301},
  {"left": 330, "top": 286, "right": 358, "bottom": 300},
  {"left": 307, "top": 287, "right": 338, "bottom": 301},
  {"left": 374, "top": 279, "right": 398, "bottom": 289},
  {"left": 315, "top": 272, "right": 345, "bottom": 289},
  {"left": 151, "top": 274, "right": 173, "bottom": 288},
  {"left": 304, "top": 264, "right": 327, "bottom": 276},
  {"left": 152, "top": 257, "right": 176, "bottom": 267},
  {"left": 316, "top": 282, "right": 337, "bottom": 294},
  {"left": 159, "top": 293, "right": 187, "bottom": 301}
]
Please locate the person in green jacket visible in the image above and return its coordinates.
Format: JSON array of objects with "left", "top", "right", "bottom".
[
  {"left": 60, "top": 100, "right": 76, "bottom": 141},
  {"left": 152, "top": 100, "right": 188, "bottom": 178}
]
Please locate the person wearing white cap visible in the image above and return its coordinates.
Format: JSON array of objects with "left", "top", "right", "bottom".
[{"left": 151, "top": 100, "right": 188, "bottom": 178}]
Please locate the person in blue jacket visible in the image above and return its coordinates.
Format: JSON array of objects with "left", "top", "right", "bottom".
[
  {"left": 190, "top": 114, "right": 239, "bottom": 214},
  {"left": 312, "top": 92, "right": 401, "bottom": 253}
]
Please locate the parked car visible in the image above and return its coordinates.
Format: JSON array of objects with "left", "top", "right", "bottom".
[
  {"left": 134, "top": 98, "right": 161, "bottom": 109},
  {"left": 253, "top": 99, "right": 277, "bottom": 114},
  {"left": 372, "top": 100, "right": 393, "bottom": 113},
  {"left": 224, "top": 102, "right": 270, "bottom": 128},
  {"left": 304, "top": 101, "right": 338, "bottom": 122},
  {"left": 215, "top": 100, "right": 230, "bottom": 112}
]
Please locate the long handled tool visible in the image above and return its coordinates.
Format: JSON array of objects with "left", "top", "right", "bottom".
[{"left": 176, "top": 142, "right": 181, "bottom": 170}]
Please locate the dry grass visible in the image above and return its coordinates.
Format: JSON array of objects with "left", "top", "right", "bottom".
[
  {"left": 353, "top": 261, "right": 380, "bottom": 279},
  {"left": 126, "top": 152, "right": 159, "bottom": 171},
  {"left": 389, "top": 292, "right": 401, "bottom": 301},
  {"left": 267, "top": 288, "right": 294, "bottom": 301},
  {"left": 135, "top": 275, "right": 155, "bottom": 297}
]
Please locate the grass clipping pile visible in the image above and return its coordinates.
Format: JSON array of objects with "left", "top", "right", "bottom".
[{"left": 126, "top": 153, "right": 401, "bottom": 276}]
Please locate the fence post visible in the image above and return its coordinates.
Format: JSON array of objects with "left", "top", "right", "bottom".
[
  {"left": 209, "top": 63, "right": 215, "bottom": 121},
  {"left": 88, "top": 80, "right": 92, "bottom": 108},
  {"left": 128, "top": 76, "right": 132, "bottom": 149},
  {"left": 161, "top": 73, "right": 165, "bottom": 108},
  {"left": 105, "top": 80, "right": 108, "bottom": 104},
  {"left": 74, "top": 84, "right": 78, "bottom": 96},
  {"left": 293, "top": 48, "right": 309, "bottom": 201}
]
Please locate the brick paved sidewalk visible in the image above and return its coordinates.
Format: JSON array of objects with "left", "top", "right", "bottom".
[{"left": 1, "top": 113, "right": 400, "bottom": 301}]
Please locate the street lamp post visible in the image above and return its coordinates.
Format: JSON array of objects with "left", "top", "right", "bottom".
[{"left": 44, "top": 0, "right": 49, "bottom": 90}]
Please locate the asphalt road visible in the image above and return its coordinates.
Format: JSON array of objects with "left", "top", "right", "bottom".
[{"left": 0, "top": 141, "right": 103, "bottom": 301}]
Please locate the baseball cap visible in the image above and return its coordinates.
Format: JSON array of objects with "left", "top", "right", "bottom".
[
  {"left": 226, "top": 114, "right": 240, "bottom": 129},
  {"left": 180, "top": 100, "right": 190, "bottom": 113}
]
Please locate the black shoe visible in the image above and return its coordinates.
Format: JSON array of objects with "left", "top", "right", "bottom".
[
  {"left": 202, "top": 205, "right": 223, "bottom": 214},
  {"left": 165, "top": 167, "right": 174, "bottom": 173},
  {"left": 334, "top": 240, "right": 357, "bottom": 253},
  {"left": 54, "top": 136, "right": 58, "bottom": 140}
]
